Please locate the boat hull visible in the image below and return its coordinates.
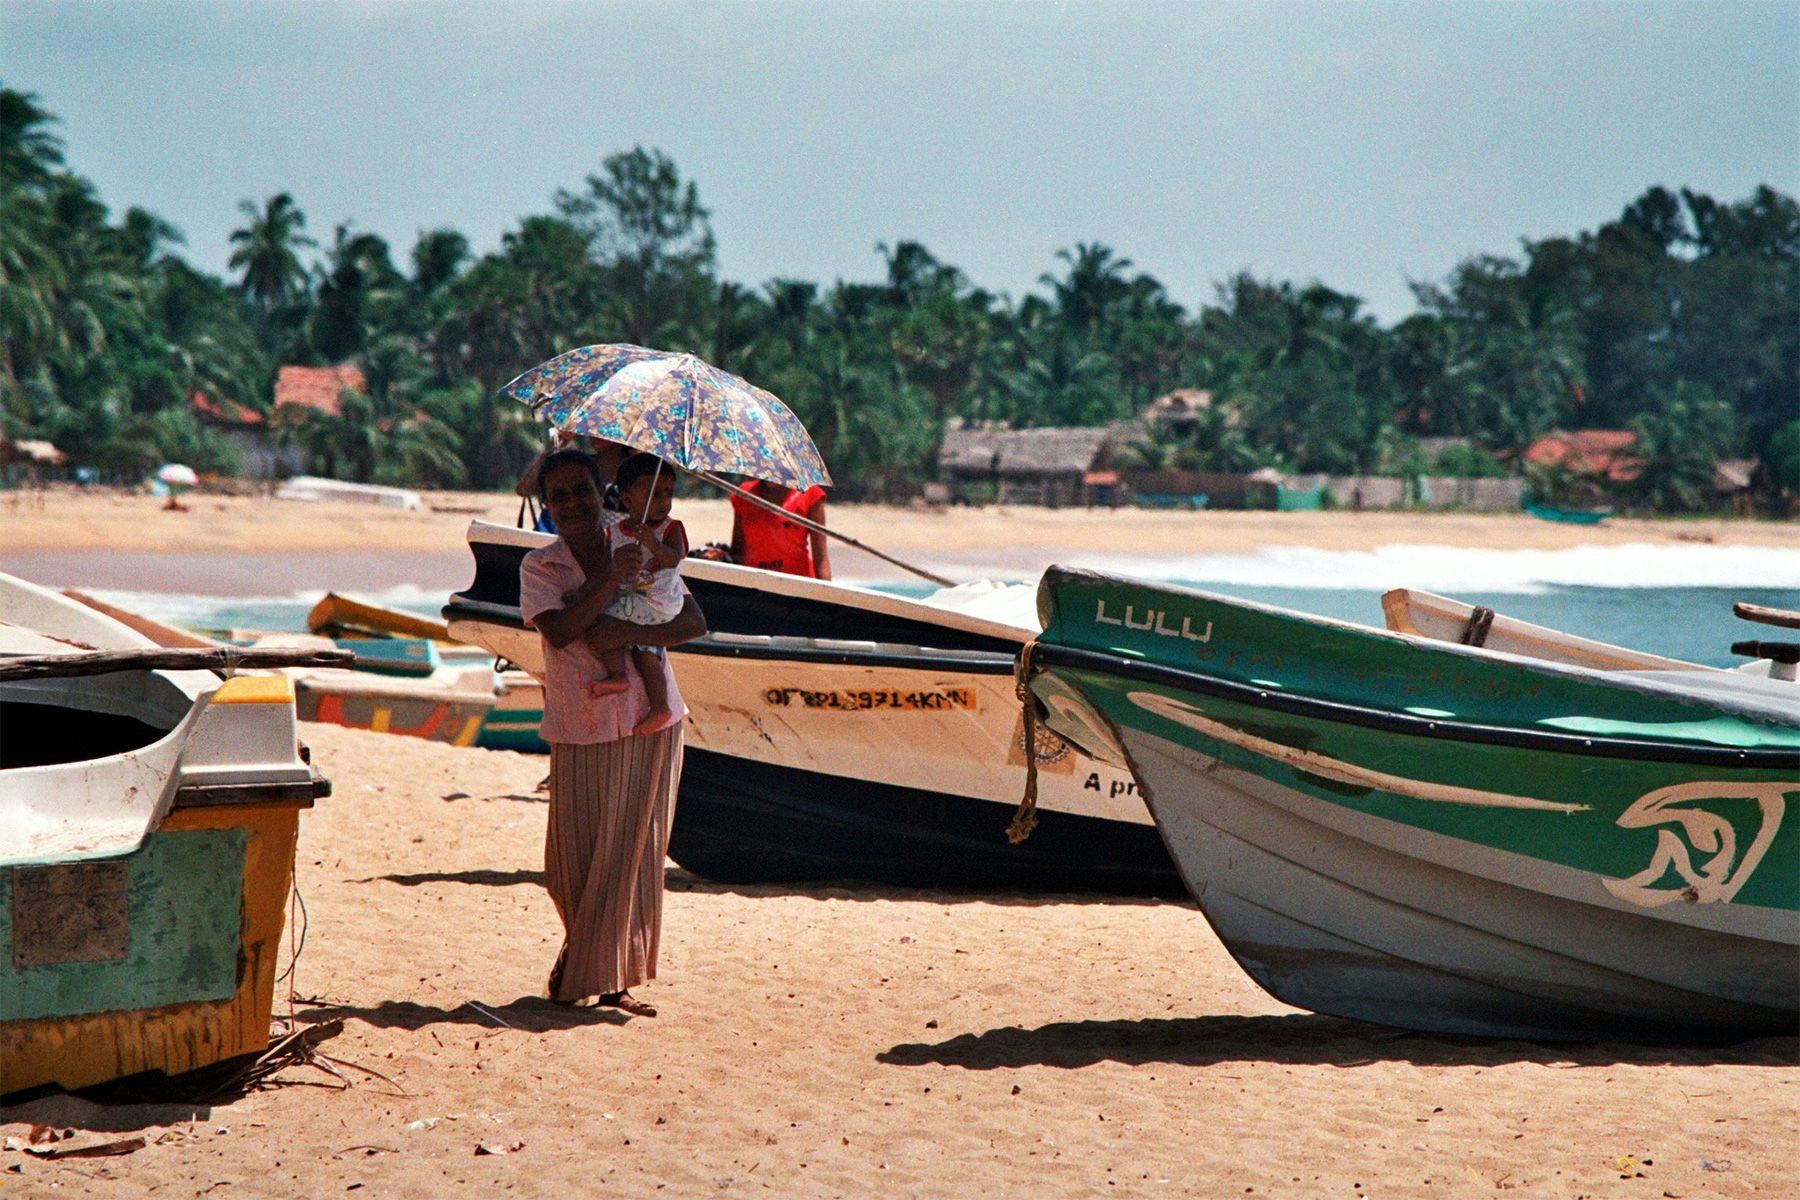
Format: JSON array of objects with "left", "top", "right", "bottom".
[
  {"left": 1028, "top": 567, "right": 1800, "bottom": 1040},
  {"left": 675, "top": 748, "right": 1178, "bottom": 894},
  {"left": 444, "top": 522, "right": 1179, "bottom": 894},
  {"left": 293, "top": 674, "right": 491, "bottom": 746},
  {"left": 1116, "top": 718, "right": 1796, "bottom": 1039},
  {"left": 1, "top": 798, "right": 302, "bottom": 1094}
]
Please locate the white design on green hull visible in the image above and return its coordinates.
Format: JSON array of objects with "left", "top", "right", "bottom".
[
  {"left": 1093, "top": 600, "right": 1211, "bottom": 642},
  {"left": 1603, "top": 781, "right": 1792, "bottom": 908},
  {"left": 1126, "top": 690, "right": 1591, "bottom": 813}
]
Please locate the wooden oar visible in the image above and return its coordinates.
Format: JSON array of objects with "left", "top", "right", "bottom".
[
  {"left": 692, "top": 471, "right": 955, "bottom": 588},
  {"left": 1734, "top": 602, "right": 1800, "bottom": 631},
  {"left": 0, "top": 646, "right": 355, "bottom": 682}
]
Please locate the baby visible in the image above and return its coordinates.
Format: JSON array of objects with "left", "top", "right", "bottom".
[{"left": 587, "top": 453, "right": 688, "bottom": 734}]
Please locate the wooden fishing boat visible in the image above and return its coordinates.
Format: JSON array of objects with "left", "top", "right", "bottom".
[
  {"left": 247, "top": 634, "right": 497, "bottom": 748},
  {"left": 1022, "top": 566, "right": 1800, "bottom": 1040},
  {"left": 65, "top": 592, "right": 546, "bottom": 754},
  {"left": 1382, "top": 589, "right": 1800, "bottom": 681},
  {"left": 444, "top": 521, "right": 1179, "bottom": 894},
  {"left": 305, "top": 592, "right": 491, "bottom": 678},
  {"left": 1523, "top": 501, "right": 1613, "bottom": 525},
  {"left": 1, "top": 573, "right": 332, "bottom": 1094}
]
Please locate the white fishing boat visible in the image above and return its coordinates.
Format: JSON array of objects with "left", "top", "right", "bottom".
[
  {"left": 1, "top": 572, "right": 333, "bottom": 1093},
  {"left": 445, "top": 521, "right": 1178, "bottom": 894},
  {"left": 1025, "top": 567, "right": 1800, "bottom": 1041}
]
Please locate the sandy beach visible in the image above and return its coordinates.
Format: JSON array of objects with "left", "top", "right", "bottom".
[
  {"left": 1, "top": 488, "right": 1794, "bottom": 594},
  {"left": 3, "top": 723, "right": 1794, "bottom": 1198}
]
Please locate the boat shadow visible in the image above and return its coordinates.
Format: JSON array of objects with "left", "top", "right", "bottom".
[
  {"left": 294, "top": 996, "right": 626, "bottom": 1033},
  {"left": 878, "top": 1013, "right": 1800, "bottom": 1069},
  {"left": 362, "top": 868, "right": 544, "bottom": 888},
  {"left": 358, "top": 867, "right": 1181, "bottom": 906},
  {"left": 664, "top": 867, "right": 1188, "bottom": 907}
]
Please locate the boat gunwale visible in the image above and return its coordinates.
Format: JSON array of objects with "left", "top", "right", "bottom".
[
  {"left": 463, "top": 519, "right": 1036, "bottom": 644},
  {"left": 1032, "top": 642, "right": 1800, "bottom": 769},
  {"left": 442, "top": 598, "right": 1022, "bottom": 675}
]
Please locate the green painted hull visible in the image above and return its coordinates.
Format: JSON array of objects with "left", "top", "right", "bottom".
[
  {"left": 1028, "top": 567, "right": 1800, "bottom": 1040},
  {"left": 1, "top": 830, "right": 246, "bottom": 1023}
]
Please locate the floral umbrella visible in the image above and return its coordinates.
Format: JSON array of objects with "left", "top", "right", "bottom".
[
  {"left": 503, "top": 346, "right": 831, "bottom": 491},
  {"left": 499, "top": 343, "right": 668, "bottom": 426}
]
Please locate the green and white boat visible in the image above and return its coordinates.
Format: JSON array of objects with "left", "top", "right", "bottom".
[{"left": 1022, "top": 566, "right": 1800, "bottom": 1041}]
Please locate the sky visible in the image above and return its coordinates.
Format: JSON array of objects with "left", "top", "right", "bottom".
[{"left": 6, "top": 0, "right": 1797, "bottom": 323}]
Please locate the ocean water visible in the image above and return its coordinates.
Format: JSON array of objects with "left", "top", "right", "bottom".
[{"left": 86, "top": 543, "right": 1798, "bottom": 670}]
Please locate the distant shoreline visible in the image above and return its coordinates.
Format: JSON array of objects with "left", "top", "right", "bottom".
[{"left": 2, "top": 489, "right": 1792, "bottom": 596}]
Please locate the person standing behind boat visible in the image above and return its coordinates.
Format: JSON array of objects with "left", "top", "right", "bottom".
[
  {"left": 728, "top": 478, "right": 832, "bottom": 579},
  {"left": 516, "top": 433, "right": 630, "bottom": 532},
  {"left": 520, "top": 449, "right": 707, "bottom": 1017}
]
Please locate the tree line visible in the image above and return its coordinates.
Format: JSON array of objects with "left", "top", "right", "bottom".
[{"left": 3, "top": 84, "right": 1796, "bottom": 509}]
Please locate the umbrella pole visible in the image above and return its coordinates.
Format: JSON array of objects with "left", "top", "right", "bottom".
[{"left": 694, "top": 471, "right": 955, "bottom": 588}]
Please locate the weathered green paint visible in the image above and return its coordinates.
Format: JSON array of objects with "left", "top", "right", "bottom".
[
  {"left": 0, "top": 829, "right": 246, "bottom": 1022},
  {"left": 1032, "top": 568, "right": 1800, "bottom": 914}
]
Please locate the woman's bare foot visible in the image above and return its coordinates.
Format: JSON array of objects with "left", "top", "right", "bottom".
[
  {"left": 595, "top": 991, "right": 656, "bottom": 1017},
  {"left": 588, "top": 677, "right": 629, "bottom": 697},
  {"left": 631, "top": 705, "right": 671, "bottom": 736}
]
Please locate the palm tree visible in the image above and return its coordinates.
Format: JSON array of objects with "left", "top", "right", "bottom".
[
  {"left": 0, "top": 87, "right": 65, "bottom": 191},
  {"left": 228, "top": 194, "right": 315, "bottom": 312},
  {"left": 1041, "top": 243, "right": 1134, "bottom": 336}
]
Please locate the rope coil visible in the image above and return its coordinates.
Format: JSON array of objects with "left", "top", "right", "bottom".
[{"left": 1006, "top": 639, "right": 1044, "bottom": 844}]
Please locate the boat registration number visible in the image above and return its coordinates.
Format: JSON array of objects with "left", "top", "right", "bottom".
[{"left": 762, "top": 686, "right": 977, "bottom": 712}]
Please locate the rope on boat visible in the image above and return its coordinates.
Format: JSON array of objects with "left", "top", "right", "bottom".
[
  {"left": 1006, "top": 639, "right": 1044, "bottom": 844},
  {"left": 1459, "top": 606, "right": 1496, "bottom": 647}
]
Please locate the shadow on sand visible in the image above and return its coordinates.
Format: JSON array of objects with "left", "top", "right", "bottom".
[
  {"left": 664, "top": 866, "right": 1188, "bottom": 908},
  {"left": 363, "top": 868, "right": 543, "bottom": 888},
  {"left": 878, "top": 1013, "right": 1800, "bottom": 1070},
  {"left": 294, "top": 996, "right": 626, "bottom": 1034},
  {"left": 362, "top": 865, "right": 1186, "bottom": 907}
]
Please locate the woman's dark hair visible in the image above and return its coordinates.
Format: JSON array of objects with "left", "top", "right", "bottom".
[
  {"left": 614, "top": 452, "right": 670, "bottom": 497},
  {"left": 535, "top": 449, "right": 603, "bottom": 502}
]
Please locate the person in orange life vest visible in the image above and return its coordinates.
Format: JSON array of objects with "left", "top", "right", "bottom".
[{"left": 727, "top": 478, "right": 831, "bottom": 579}]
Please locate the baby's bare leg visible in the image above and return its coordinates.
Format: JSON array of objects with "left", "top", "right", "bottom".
[
  {"left": 586, "top": 635, "right": 630, "bottom": 696},
  {"left": 632, "top": 648, "right": 672, "bottom": 735}
]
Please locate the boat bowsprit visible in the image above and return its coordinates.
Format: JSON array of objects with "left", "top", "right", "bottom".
[
  {"left": 445, "top": 521, "right": 1181, "bottom": 895},
  {"left": 1024, "top": 566, "right": 1800, "bottom": 1041}
]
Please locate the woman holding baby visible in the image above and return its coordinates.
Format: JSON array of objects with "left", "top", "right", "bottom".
[{"left": 519, "top": 447, "right": 706, "bottom": 1016}]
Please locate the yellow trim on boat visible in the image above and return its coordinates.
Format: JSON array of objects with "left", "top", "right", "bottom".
[
  {"left": 453, "top": 715, "right": 484, "bottom": 747},
  {"left": 211, "top": 674, "right": 295, "bottom": 705}
]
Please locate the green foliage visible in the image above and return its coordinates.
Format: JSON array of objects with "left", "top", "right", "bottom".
[{"left": 4, "top": 82, "right": 1795, "bottom": 511}]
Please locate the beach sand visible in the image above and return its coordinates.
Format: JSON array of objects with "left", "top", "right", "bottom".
[
  {"left": 3, "top": 724, "right": 1794, "bottom": 1198},
  {"left": 2, "top": 488, "right": 1794, "bottom": 593}
]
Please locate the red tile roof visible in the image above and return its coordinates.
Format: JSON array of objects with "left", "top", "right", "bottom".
[
  {"left": 1524, "top": 430, "right": 1644, "bottom": 482},
  {"left": 273, "top": 364, "right": 366, "bottom": 419},
  {"left": 189, "top": 390, "right": 266, "bottom": 427}
]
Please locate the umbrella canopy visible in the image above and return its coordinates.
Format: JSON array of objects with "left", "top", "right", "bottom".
[
  {"left": 155, "top": 463, "right": 199, "bottom": 487},
  {"left": 500, "top": 343, "right": 669, "bottom": 425},
  {"left": 502, "top": 346, "right": 831, "bottom": 491}
]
